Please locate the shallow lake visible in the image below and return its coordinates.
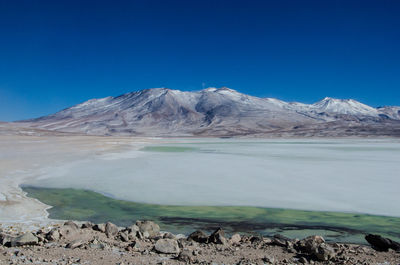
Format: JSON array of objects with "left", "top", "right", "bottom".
[{"left": 25, "top": 138, "right": 400, "bottom": 217}]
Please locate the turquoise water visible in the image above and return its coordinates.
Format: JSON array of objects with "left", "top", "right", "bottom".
[{"left": 23, "top": 186, "right": 400, "bottom": 244}]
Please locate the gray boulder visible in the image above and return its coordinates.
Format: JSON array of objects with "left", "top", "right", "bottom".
[
  {"left": 105, "top": 222, "right": 119, "bottom": 238},
  {"left": 66, "top": 239, "right": 84, "bottom": 249},
  {"left": 63, "top": 221, "right": 79, "bottom": 229},
  {"left": 11, "top": 233, "right": 39, "bottom": 247},
  {"left": 229, "top": 234, "right": 241, "bottom": 245},
  {"left": 136, "top": 220, "right": 160, "bottom": 237},
  {"left": 59, "top": 222, "right": 79, "bottom": 237},
  {"left": 154, "top": 238, "right": 180, "bottom": 254}
]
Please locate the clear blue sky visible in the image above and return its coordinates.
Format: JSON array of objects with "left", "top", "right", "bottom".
[{"left": 0, "top": 0, "right": 399, "bottom": 121}]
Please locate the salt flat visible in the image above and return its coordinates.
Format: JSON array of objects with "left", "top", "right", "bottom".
[
  {"left": 0, "top": 135, "right": 154, "bottom": 228},
  {"left": 19, "top": 137, "right": 400, "bottom": 218}
]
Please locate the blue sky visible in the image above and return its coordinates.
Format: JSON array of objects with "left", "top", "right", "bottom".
[{"left": 0, "top": 0, "right": 399, "bottom": 121}]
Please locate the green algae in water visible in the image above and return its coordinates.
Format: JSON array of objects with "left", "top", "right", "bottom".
[{"left": 22, "top": 186, "right": 400, "bottom": 244}]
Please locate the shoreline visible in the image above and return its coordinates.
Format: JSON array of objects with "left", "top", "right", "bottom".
[
  {"left": 0, "top": 135, "right": 158, "bottom": 231},
  {"left": 1, "top": 219, "right": 400, "bottom": 264}
]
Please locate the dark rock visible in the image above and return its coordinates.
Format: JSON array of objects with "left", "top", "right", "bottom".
[
  {"left": 81, "top": 222, "right": 94, "bottom": 229},
  {"left": 208, "top": 228, "right": 227, "bottom": 245},
  {"left": 11, "top": 233, "right": 39, "bottom": 247},
  {"left": 187, "top": 230, "right": 208, "bottom": 243},
  {"left": 295, "top": 235, "right": 336, "bottom": 261},
  {"left": 0, "top": 233, "right": 13, "bottom": 246},
  {"left": 93, "top": 223, "right": 106, "bottom": 233},
  {"left": 136, "top": 220, "right": 160, "bottom": 238},
  {"left": 105, "top": 222, "right": 119, "bottom": 238},
  {"left": 250, "top": 236, "right": 263, "bottom": 244},
  {"left": 365, "top": 234, "right": 400, "bottom": 251},
  {"left": 46, "top": 229, "right": 60, "bottom": 241},
  {"left": 296, "top": 235, "right": 325, "bottom": 253},
  {"left": 274, "top": 234, "right": 291, "bottom": 241},
  {"left": 154, "top": 238, "right": 180, "bottom": 254}
]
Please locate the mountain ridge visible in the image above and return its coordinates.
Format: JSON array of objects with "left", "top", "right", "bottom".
[{"left": 16, "top": 87, "right": 400, "bottom": 137}]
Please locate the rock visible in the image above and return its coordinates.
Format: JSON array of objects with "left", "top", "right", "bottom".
[
  {"left": 208, "top": 228, "right": 227, "bottom": 245},
  {"left": 66, "top": 240, "right": 83, "bottom": 249},
  {"left": 250, "top": 236, "right": 263, "bottom": 244},
  {"left": 127, "top": 240, "right": 142, "bottom": 251},
  {"left": 154, "top": 238, "right": 180, "bottom": 254},
  {"left": 0, "top": 233, "right": 13, "bottom": 246},
  {"left": 105, "top": 222, "right": 119, "bottom": 238},
  {"left": 93, "top": 223, "right": 106, "bottom": 233},
  {"left": 81, "top": 222, "right": 94, "bottom": 229},
  {"left": 163, "top": 232, "right": 176, "bottom": 239},
  {"left": 46, "top": 229, "right": 60, "bottom": 241},
  {"left": 142, "top": 231, "right": 150, "bottom": 238},
  {"left": 177, "top": 249, "right": 194, "bottom": 262},
  {"left": 297, "top": 235, "right": 325, "bottom": 253},
  {"left": 272, "top": 234, "right": 290, "bottom": 247},
  {"left": 59, "top": 222, "right": 79, "bottom": 237},
  {"left": 365, "top": 234, "right": 400, "bottom": 252},
  {"left": 129, "top": 224, "right": 139, "bottom": 233},
  {"left": 230, "top": 233, "right": 241, "bottom": 245},
  {"left": 119, "top": 232, "right": 129, "bottom": 242},
  {"left": 187, "top": 230, "right": 208, "bottom": 243},
  {"left": 136, "top": 220, "right": 160, "bottom": 237},
  {"left": 63, "top": 221, "right": 79, "bottom": 229},
  {"left": 263, "top": 237, "right": 272, "bottom": 244},
  {"left": 314, "top": 243, "right": 335, "bottom": 261},
  {"left": 11, "top": 233, "right": 39, "bottom": 247},
  {"left": 296, "top": 236, "right": 335, "bottom": 261}
]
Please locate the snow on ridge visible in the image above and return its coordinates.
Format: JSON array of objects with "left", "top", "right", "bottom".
[
  {"left": 33, "top": 88, "right": 400, "bottom": 128},
  {"left": 312, "top": 97, "right": 379, "bottom": 116}
]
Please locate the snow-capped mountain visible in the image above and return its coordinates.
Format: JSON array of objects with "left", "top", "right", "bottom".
[
  {"left": 18, "top": 87, "right": 400, "bottom": 137},
  {"left": 311, "top": 97, "right": 379, "bottom": 116}
]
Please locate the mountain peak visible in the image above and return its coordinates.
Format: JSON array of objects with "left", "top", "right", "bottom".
[
  {"left": 313, "top": 97, "right": 378, "bottom": 116},
  {"left": 202, "top": 87, "right": 238, "bottom": 93}
]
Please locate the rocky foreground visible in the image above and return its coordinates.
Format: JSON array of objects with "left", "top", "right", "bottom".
[{"left": 1, "top": 221, "right": 399, "bottom": 265}]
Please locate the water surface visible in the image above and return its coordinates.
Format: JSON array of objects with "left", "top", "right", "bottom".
[{"left": 25, "top": 138, "right": 400, "bottom": 217}]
